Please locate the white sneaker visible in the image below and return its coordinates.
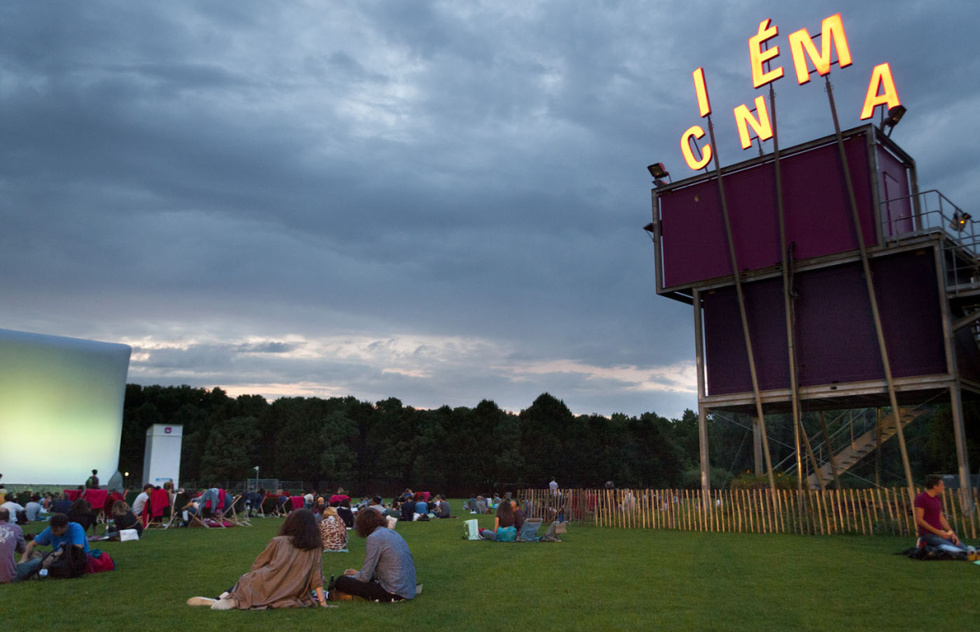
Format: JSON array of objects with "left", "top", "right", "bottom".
[{"left": 210, "top": 597, "right": 237, "bottom": 610}]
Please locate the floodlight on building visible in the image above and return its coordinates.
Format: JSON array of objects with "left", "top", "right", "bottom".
[
  {"left": 647, "top": 162, "right": 671, "bottom": 187},
  {"left": 880, "top": 104, "right": 907, "bottom": 137},
  {"left": 949, "top": 210, "right": 972, "bottom": 233}
]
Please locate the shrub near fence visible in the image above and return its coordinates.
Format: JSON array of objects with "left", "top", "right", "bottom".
[{"left": 519, "top": 487, "right": 980, "bottom": 539}]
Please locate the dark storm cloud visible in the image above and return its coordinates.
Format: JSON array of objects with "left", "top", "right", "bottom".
[{"left": 1, "top": 1, "right": 976, "bottom": 417}]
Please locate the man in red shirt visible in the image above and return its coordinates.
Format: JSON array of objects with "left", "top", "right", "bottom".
[{"left": 914, "top": 475, "right": 967, "bottom": 550}]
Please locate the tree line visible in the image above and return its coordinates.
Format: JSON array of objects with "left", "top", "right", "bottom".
[{"left": 119, "top": 384, "right": 978, "bottom": 496}]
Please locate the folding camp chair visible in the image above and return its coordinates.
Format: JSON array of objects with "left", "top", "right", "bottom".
[
  {"left": 516, "top": 518, "right": 543, "bottom": 542},
  {"left": 289, "top": 496, "right": 304, "bottom": 512},
  {"left": 168, "top": 492, "right": 189, "bottom": 528},
  {"left": 261, "top": 495, "right": 286, "bottom": 518},
  {"left": 82, "top": 489, "right": 109, "bottom": 525},
  {"left": 224, "top": 494, "right": 252, "bottom": 527},
  {"left": 144, "top": 488, "right": 172, "bottom": 528}
]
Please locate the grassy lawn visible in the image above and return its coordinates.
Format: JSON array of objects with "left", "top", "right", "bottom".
[{"left": 4, "top": 506, "right": 979, "bottom": 631}]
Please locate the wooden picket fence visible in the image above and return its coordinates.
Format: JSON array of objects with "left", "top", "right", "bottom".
[{"left": 519, "top": 487, "right": 980, "bottom": 539}]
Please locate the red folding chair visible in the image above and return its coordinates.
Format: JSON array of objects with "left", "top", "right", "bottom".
[
  {"left": 145, "top": 488, "right": 172, "bottom": 528},
  {"left": 289, "top": 496, "right": 304, "bottom": 511},
  {"left": 82, "top": 489, "right": 109, "bottom": 524}
]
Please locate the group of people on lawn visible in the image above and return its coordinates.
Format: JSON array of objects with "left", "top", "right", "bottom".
[{"left": 6, "top": 471, "right": 969, "bottom": 608}]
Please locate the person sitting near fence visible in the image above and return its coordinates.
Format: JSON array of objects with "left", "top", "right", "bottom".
[
  {"left": 915, "top": 475, "right": 967, "bottom": 551},
  {"left": 187, "top": 509, "right": 328, "bottom": 610},
  {"left": 0, "top": 508, "right": 30, "bottom": 583},
  {"left": 319, "top": 506, "right": 348, "bottom": 552},
  {"left": 510, "top": 498, "right": 525, "bottom": 532},
  {"left": 106, "top": 501, "right": 143, "bottom": 539},
  {"left": 331, "top": 508, "right": 418, "bottom": 602},
  {"left": 480, "top": 499, "right": 517, "bottom": 541},
  {"left": 67, "top": 498, "right": 99, "bottom": 536},
  {"left": 19, "top": 513, "right": 90, "bottom": 575}
]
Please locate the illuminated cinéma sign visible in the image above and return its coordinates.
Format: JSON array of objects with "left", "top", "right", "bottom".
[{"left": 681, "top": 13, "right": 901, "bottom": 171}]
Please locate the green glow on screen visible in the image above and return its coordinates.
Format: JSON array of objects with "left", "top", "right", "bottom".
[{"left": 0, "top": 329, "right": 131, "bottom": 485}]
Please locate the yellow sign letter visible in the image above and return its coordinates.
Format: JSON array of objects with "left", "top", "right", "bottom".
[
  {"left": 749, "top": 19, "right": 783, "bottom": 88},
  {"left": 693, "top": 67, "right": 711, "bottom": 117},
  {"left": 733, "top": 96, "right": 773, "bottom": 150},
  {"left": 860, "top": 63, "right": 901, "bottom": 120},
  {"left": 681, "top": 125, "right": 712, "bottom": 170},
  {"left": 787, "top": 13, "right": 853, "bottom": 85}
]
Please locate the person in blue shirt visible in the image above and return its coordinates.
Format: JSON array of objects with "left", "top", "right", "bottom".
[{"left": 19, "top": 513, "right": 89, "bottom": 574}]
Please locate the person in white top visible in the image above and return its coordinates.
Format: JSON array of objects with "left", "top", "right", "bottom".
[{"left": 131, "top": 484, "right": 153, "bottom": 516}]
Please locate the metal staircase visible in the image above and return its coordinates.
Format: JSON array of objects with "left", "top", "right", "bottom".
[{"left": 806, "top": 408, "right": 919, "bottom": 489}]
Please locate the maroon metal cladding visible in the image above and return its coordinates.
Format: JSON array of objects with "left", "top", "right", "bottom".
[
  {"left": 702, "top": 251, "right": 946, "bottom": 396},
  {"left": 660, "top": 133, "right": 878, "bottom": 288}
]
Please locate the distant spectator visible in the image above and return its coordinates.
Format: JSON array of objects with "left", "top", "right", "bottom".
[
  {"left": 25, "top": 495, "right": 43, "bottom": 522},
  {"left": 335, "top": 499, "right": 354, "bottom": 528},
  {"left": 434, "top": 495, "right": 451, "bottom": 519},
  {"left": 107, "top": 501, "right": 143, "bottom": 538},
  {"left": 399, "top": 498, "right": 416, "bottom": 522},
  {"left": 480, "top": 500, "right": 517, "bottom": 541},
  {"left": 475, "top": 496, "right": 489, "bottom": 514},
  {"left": 319, "top": 506, "right": 348, "bottom": 552},
  {"left": 67, "top": 498, "right": 98, "bottom": 535},
  {"left": 511, "top": 499, "right": 525, "bottom": 532},
  {"left": 85, "top": 469, "right": 100, "bottom": 489},
  {"left": 132, "top": 484, "right": 153, "bottom": 517},
  {"left": 0, "top": 493, "right": 25, "bottom": 525}
]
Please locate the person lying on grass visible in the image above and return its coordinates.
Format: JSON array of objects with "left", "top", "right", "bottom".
[
  {"left": 187, "top": 509, "right": 329, "bottom": 610},
  {"left": 331, "top": 507, "right": 418, "bottom": 602}
]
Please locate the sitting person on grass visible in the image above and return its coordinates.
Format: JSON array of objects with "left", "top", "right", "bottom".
[
  {"left": 480, "top": 499, "right": 517, "bottom": 541},
  {"left": 106, "top": 501, "right": 143, "bottom": 539},
  {"left": 187, "top": 509, "right": 328, "bottom": 610},
  {"left": 19, "top": 513, "right": 89, "bottom": 575},
  {"left": 0, "top": 508, "right": 30, "bottom": 583},
  {"left": 319, "top": 506, "right": 348, "bottom": 552},
  {"left": 67, "top": 498, "right": 98, "bottom": 535},
  {"left": 332, "top": 508, "right": 418, "bottom": 602},
  {"left": 25, "top": 495, "right": 43, "bottom": 522},
  {"left": 915, "top": 474, "right": 967, "bottom": 551},
  {"left": 434, "top": 495, "right": 451, "bottom": 519}
]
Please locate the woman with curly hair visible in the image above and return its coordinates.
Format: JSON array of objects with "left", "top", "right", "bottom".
[
  {"left": 187, "top": 509, "right": 328, "bottom": 609},
  {"left": 332, "top": 508, "right": 417, "bottom": 602}
]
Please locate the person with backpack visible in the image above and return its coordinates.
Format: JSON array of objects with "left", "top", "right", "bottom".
[{"left": 19, "top": 513, "right": 89, "bottom": 577}]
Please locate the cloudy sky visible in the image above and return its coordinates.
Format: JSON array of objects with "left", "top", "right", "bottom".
[{"left": 1, "top": 1, "right": 976, "bottom": 418}]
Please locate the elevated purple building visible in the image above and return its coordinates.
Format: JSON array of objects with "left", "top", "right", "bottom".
[{"left": 648, "top": 124, "right": 978, "bottom": 491}]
